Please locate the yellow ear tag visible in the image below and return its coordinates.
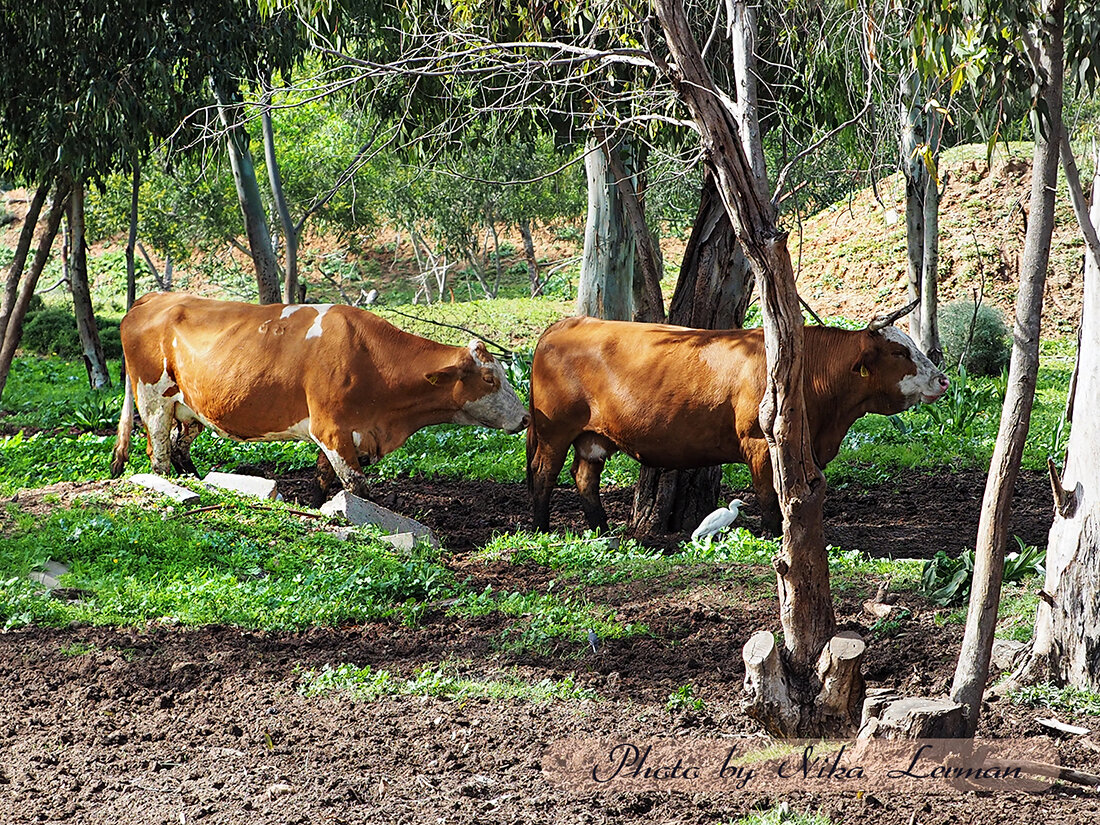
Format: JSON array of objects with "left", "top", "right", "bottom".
[
  {"left": 427, "top": 374, "right": 439, "bottom": 385},
  {"left": 860, "top": 365, "right": 869, "bottom": 378}
]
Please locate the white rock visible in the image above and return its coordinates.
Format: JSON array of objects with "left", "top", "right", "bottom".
[
  {"left": 203, "top": 472, "right": 279, "bottom": 500},
  {"left": 321, "top": 492, "right": 437, "bottom": 547},
  {"left": 127, "top": 474, "right": 201, "bottom": 505},
  {"left": 381, "top": 532, "right": 416, "bottom": 551}
]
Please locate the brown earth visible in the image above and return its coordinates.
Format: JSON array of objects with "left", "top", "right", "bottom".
[{"left": 4, "top": 470, "right": 1096, "bottom": 825}]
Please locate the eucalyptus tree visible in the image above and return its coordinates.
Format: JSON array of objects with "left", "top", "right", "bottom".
[{"left": 0, "top": 0, "right": 195, "bottom": 395}]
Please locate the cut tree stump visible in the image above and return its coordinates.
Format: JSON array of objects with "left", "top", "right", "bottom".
[
  {"left": 742, "top": 629, "right": 866, "bottom": 737},
  {"left": 858, "top": 693, "right": 966, "bottom": 738}
]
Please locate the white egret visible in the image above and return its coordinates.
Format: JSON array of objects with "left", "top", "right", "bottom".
[{"left": 691, "top": 499, "right": 745, "bottom": 542}]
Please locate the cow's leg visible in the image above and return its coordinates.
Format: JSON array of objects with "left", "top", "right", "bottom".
[
  {"left": 170, "top": 420, "right": 203, "bottom": 476},
  {"left": 745, "top": 443, "right": 781, "bottom": 535},
  {"left": 527, "top": 430, "right": 570, "bottom": 532},
  {"left": 310, "top": 429, "right": 371, "bottom": 499},
  {"left": 570, "top": 433, "right": 616, "bottom": 532},
  {"left": 134, "top": 381, "right": 175, "bottom": 476},
  {"left": 313, "top": 451, "right": 337, "bottom": 506}
]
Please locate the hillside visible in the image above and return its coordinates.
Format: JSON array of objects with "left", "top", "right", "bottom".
[{"left": 791, "top": 143, "right": 1085, "bottom": 337}]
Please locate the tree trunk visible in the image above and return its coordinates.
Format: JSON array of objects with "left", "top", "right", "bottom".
[
  {"left": 576, "top": 138, "right": 634, "bottom": 320},
  {"left": 632, "top": 173, "right": 754, "bottom": 534},
  {"left": 603, "top": 138, "right": 664, "bottom": 323},
  {"left": 632, "top": 0, "right": 764, "bottom": 536},
  {"left": 0, "top": 181, "right": 48, "bottom": 345},
  {"left": 899, "top": 67, "right": 942, "bottom": 362},
  {"left": 0, "top": 179, "right": 70, "bottom": 400},
  {"left": 68, "top": 182, "right": 111, "bottom": 390},
  {"left": 949, "top": 0, "right": 1064, "bottom": 735},
  {"left": 655, "top": 0, "right": 855, "bottom": 737},
  {"left": 519, "top": 218, "right": 542, "bottom": 297},
  {"left": 214, "top": 80, "right": 282, "bottom": 305},
  {"left": 261, "top": 84, "right": 299, "bottom": 305},
  {"left": 125, "top": 160, "right": 140, "bottom": 310},
  {"left": 1020, "top": 145, "right": 1100, "bottom": 689}
]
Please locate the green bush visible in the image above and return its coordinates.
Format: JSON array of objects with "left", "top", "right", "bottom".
[
  {"left": 939, "top": 299, "right": 1010, "bottom": 376},
  {"left": 20, "top": 308, "right": 122, "bottom": 359}
]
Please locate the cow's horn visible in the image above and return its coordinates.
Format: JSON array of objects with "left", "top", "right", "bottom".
[{"left": 867, "top": 298, "right": 920, "bottom": 331}]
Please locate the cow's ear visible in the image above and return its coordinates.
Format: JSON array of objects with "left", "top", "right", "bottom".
[{"left": 425, "top": 365, "right": 462, "bottom": 385}]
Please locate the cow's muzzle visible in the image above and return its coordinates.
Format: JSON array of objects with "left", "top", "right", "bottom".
[{"left": 922, "top": 374, "right": 950, "bottom": 403}]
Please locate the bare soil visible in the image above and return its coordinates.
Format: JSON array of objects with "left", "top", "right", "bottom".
[{"left": 4, "top": 470, "right": 1098, "bottom": 825}]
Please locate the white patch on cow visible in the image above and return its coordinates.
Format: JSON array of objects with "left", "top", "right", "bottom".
[
  {"left": 311, "top": 436, "right": 357, "bottom": 482},
  {"left": 453, "top": 356, "right": 529, "bottom": 434},
  {"left": 134, "top": 368, "right": 182, "bottom": 474},
  {"left": 881, "top": 326, "right": 948, "bottom": 405},
  {"left": 577, "top": 441, "right": 610, "bottom": 461},
  {"left": 468, "top": 338, "right": 491, "bottom": 366},
  {"left": 257, "top": 417, "right": 312, "bottom": 443},
  {"left": 172, "top": 337, "right": 178, "bottom": 350},
  {"left": 352, "top": 431, "right": 362, "bottom": 449},
  {"left": 278, "top": 303, "right": 333, "bottom": 340},
  {"left": 306, "top": 305, "right": 333, "bottom": 339}
]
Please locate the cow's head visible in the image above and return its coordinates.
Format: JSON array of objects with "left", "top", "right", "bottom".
[
  {"left": 426, "top": 340, "right": 529, "bottom": 433},
  {"left": 852, "top": 300, "right": 949, "bottom": 413}
]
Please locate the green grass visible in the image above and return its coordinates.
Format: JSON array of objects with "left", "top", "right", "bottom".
[
  {"left": 447, "top": 587, "right": 649, "bottom": 653},
  {"left": 933, "top": 578, "right": 1040, "bottom": 639},
  {"left": 0, "top": 495, "right": 461, "bottom": 631},
  {"left": 298, "top": 660, "right": 598, "bottom": 703},
  {"left": 1008, "top": 683, "right": 1100, "bottom": 717},
  {"left": 732, "top": 803, "right": 832, "bottom": 825}
]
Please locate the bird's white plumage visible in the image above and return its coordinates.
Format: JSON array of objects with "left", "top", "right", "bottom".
[{"left": 691, "top": 499, "right": 744, "bottom": 541}]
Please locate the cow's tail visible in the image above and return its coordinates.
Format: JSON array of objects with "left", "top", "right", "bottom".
[{"left": 110, "top": 371, "right": 135, "bottom": 478}]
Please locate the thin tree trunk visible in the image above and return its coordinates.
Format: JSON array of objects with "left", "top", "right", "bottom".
[
  {"left": 214, "top": 80, "right": 282, "bottom": 305},
  {"left": 920, "top": 166, "right": 942, "bottom": 363},
  {"left": 260, "top": 82, "right": 298, "bottom": 304},
  {"left": 68, "top": 182, "right": 111, "bottom": 390},
  {"left": 519, "top": 218, "right": 542, "bottom": 297},
  {"left": 656, "top": 0, "right": 850, "bottom": 736},
  {"left": 0, "top": 179, "right": 70, "bottom": 400},
  {"left": 1013, "top": 146, "right": 1100, "bottom": 690},
  {"left": 900, "top": 68, "right": 926, "bottom": 345},
  {"left": 125, "top": 160, "right": 140, "bottom": 311},
  {"left": 577, "top": 138, "right": 634, "bottom": 320},
  {"left": 0, "top": 181, "right": 48, "bottom": 345},
  {"left": 949, "top": 0, "right": 1064, "bottom": 735}
]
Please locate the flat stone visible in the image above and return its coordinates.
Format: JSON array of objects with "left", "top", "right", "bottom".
[
  {"left": 991, "top": 639, "right": 1029, "bottom": 671},
  {"left": 203, "top": 472, "right": 280, "bottom": 501},
  {"left": 380, "top": 532, "right": 416, "bottom": 552},
  {"left": 321, "top": 492, "right": 437, "bottom": 547},
  {"left": 28, "top": 572, "right": 61, "bottom": 590},
  {"left": 127, "top": 474, "right": 201, "bottom": 505}
]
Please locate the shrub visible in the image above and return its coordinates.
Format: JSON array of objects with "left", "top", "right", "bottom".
[
  {"left": 20, "top": 308, "right": 122, "bottom": 359},
  {"left": 939, "top": 299, "right": 1010, "bottom": 376}
]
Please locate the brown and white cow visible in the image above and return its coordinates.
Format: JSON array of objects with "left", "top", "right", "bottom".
[
  {"left": 111, "top": 293, "right": 528, "bottom": 496},
  {"left": 526, "top": 311, "right": 948, "bottom": 534}
]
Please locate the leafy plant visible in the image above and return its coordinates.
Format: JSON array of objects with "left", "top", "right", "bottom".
[
  {"left": 919, "top": 365, "right": 1003, "bottom": 436},
  {"left": 1008, "top": 682, "right": 1100, "bottom": 717},
  {"left": 666, "top": 683, "right": 706, "bottom": 713},
  {"left": 71, "top": 392, "right": 119, "bottom": 431},
  {"left": 939, "top": 299, "right": 1010, "bottom": 377},
  {"left": 921, "top": 537, "right": 1045, "bottom": 606}
]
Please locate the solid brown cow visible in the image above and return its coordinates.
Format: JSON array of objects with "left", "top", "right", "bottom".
[
  {"left": 111, "top": 293, "right": 528, "bottom": 495},
  {"left": 527, "top": 313, "right": 949, "bottom": 534}
]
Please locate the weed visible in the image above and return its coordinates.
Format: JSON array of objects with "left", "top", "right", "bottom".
[
  {"left": 1008, "top": 683, "right": 1100, "bottom": 717},
  {"left": 732, "top": 802, "right": 832, "bottom": 825},
  {"left": 870, "top": 609, "right": 911, "bottom": 639},
  {"left": 298, "top": 660, "right": 598, "bottom": 703},
  {"left": 60, "top": 641, "right": 97, "bottom": 656},
  {"left": 666, "top": 683, "right": 706, "bottom": 713},
  {"left": 921, "top": 538, "right": 1044, "bottom": 606}
]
